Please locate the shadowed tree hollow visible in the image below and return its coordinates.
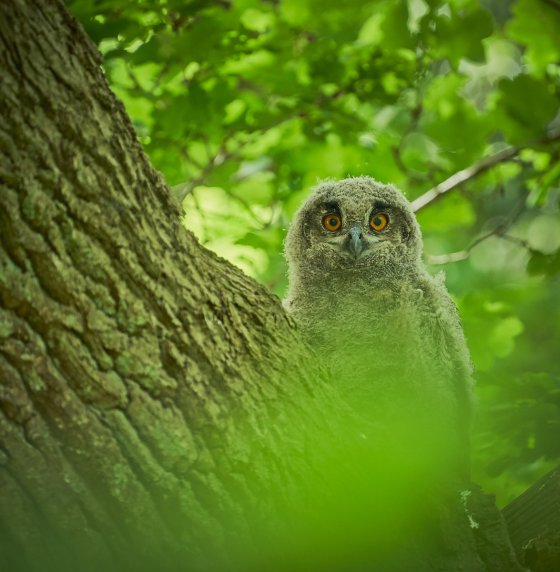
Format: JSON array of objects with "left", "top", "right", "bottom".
[{"left": 0, "top": 1, "right": 553, "bottom": 571}]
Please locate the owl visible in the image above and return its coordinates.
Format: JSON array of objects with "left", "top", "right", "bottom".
[{"left": 283, "top": 176, "right": 474, "bottom": 478}]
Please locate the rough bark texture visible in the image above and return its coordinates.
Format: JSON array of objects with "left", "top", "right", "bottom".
[
  {"left": 0, "top": 1, "right": 528, "bottom": 571},
  {"left": 503, "top": 465, "right": 560, "bottom": 572}
]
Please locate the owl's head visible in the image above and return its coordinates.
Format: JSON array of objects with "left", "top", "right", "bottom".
[{"left": 285, "top": 177, "right": 422, "bottom": 279}]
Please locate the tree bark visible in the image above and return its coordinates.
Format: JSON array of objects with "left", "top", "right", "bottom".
[
  {"left": 0, "top": 1, "right": 526, "bottom": 571},
  {"left": 503, "top": 465, "right": 560, "bottom": 571}
]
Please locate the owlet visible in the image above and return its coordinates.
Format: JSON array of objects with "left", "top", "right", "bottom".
[{"left": 283, "top": 177, "right": 474, "bottom": 477}]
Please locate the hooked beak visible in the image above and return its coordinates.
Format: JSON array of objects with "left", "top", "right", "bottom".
[
  {"left": 343, "top": 224, "right": 383, "bottom": 259},
  {"left": 347, "top": 225, "right": 363, "bottom": 258}
]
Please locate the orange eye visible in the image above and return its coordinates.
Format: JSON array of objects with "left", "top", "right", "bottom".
[
  {"left": 370, "top": 212, "right": 389, "bottom": 232},
  {"left": 322, "top": 213, "right": 342, "bottom": 232}
]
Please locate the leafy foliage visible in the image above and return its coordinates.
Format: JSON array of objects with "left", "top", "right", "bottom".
[{"left": 69, "top": 0, "right": 560, "bottom": 505}]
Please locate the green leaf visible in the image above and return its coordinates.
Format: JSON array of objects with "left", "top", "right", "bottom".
[
  {"left": 232, "top": 171, "right": 275, "bottom": 206},
  {"left": 507, "top": 0, "right": 560, "bottom": 76},
  {"left": 527, "top": 250, "right": 560, "bottom": 277},
  {"left": 496, "top": 75, "right": 559, "bottom": 143},
  {"left": 416, "top": 193, "right": 475, "bottom": 232},
  {"left": 430, "top": 7, "right": 493, "bottom": 66},
  {"left": 490, "top": 316, "right": 524, "bottom": 359}
]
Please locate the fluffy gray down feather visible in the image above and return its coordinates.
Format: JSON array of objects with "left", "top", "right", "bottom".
[{"left": 283, "top": 176, "right": 474, "bottom": 475}]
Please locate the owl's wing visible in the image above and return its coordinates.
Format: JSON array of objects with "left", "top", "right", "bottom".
[{"left": 419, "top": 271, "right": 475, "bottom": 477}]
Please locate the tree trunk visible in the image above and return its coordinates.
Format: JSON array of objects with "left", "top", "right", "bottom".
[
  {"left": 503, "top": 465, "right": 560, "bottom": 572},
  {"left": 0, "top": 1, "right": 526, "bottom": 571}
]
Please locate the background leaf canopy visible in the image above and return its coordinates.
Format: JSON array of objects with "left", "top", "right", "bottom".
[{"left": 69, "top": 0, "right": 560, "bottom": 505}]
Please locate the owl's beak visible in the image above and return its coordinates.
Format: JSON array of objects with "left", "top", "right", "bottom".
[
  {"left": 344, "top": 224, "right": 383, "bottom": 258},
  {"left": 347, "top": 225, "right": 363, "bottom": 258}
]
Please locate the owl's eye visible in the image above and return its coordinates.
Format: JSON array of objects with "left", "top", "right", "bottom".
[
  {"left": 322, "top": 213, "right": 342, "bottom": 232},
  {"left": 369, "top": 212, "right": 389, "bottom": 232}
]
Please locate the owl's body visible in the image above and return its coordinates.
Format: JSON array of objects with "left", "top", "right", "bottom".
[{"left": 284, "top": 177, "right": 473, "bottom": 475}]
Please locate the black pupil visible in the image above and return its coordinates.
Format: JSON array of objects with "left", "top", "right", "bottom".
[
  {"left": 373, "top": 216, "right": 382, "bottom": 227},
  {"left": 328, "top": 217, "right": 338, "bottom": 227}
]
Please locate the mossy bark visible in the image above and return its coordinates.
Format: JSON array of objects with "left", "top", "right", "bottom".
[{"left": 0, "top": 1, "right": 525, "bottom": 571}]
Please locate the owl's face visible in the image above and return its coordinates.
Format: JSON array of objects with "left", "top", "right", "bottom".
[{"left": 285, "top": 177, "right": 422, "bottom": 277}]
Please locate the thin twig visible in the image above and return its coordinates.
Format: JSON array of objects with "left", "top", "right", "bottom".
[
  {"left": 173, "top": 144, "right": 233, "bottom": 203},
  {"left": 427, "top": 230, "right": 498, "bottom": 265},
  {"left": 172, "top": 110, "right": 307, "bottom": 204},
  {"left": 426, "top": 232, "right": 534, "bottom": 265},
  {"left": 391, "top": 104, "right": 435, "bottom": 183},
  {"left": 426, "top": 194, "right": 530, "bottom": 265}
]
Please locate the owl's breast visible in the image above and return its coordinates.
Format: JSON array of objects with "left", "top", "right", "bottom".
[{"left": 296, "top": 283, "right": 457, "bottom": 424}]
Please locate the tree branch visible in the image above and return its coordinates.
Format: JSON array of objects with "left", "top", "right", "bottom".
[
  {"left": 411, "top": 146, "right": 520, "bottom": 212},
  {"left": 411, "top": 131, "right": 560, "bottom": 212},
  {"left": 426, "top": 196, "right": 530, "bottom": 265},
  {"left": 503, "top": 464, "right": 560, "bottom": 571}
]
